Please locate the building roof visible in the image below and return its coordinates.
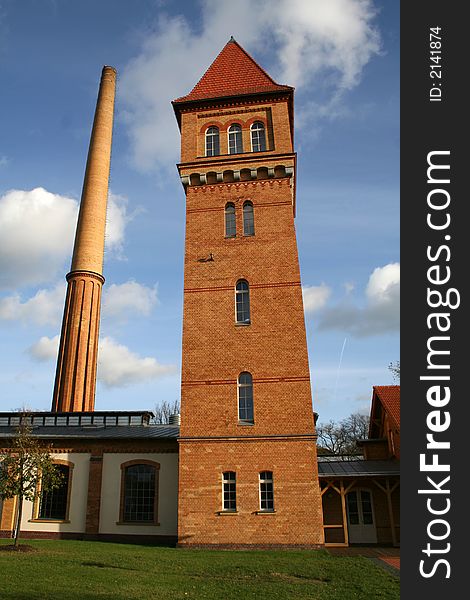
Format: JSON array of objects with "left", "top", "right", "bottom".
[
  {"left": 173, "top": 37, "right": 292, "bottom": 104},
  {"left": 0, "top": 425, "right": 179, "bottom": 440},
  {"left": 318, "top": 459, "right": 400, "bottom": 478},
  {"left": 373, "top": 385, "right": 400, "bottom": 429},
  {"left": 0, "top": 411, "right": 179, "bottom": 441}
]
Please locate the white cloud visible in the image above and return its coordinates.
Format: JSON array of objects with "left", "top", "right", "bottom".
[
  {"left": 103, "top": 280, "right": 158, "bottom": 320},
  {"left": 366, "top": 262, "right": 400, "bottom": 304},
  {"left": 302, "top": 283, "right": 331, "bottom": 313},
  {"left": 25, "top": 334, "right": 176, "bottom": 389},
  {"left": 0, "top": 282, "right": 66, "bottom": 326},
  {"left": 0, "top": 155, "right": 8, "bottom": 167},
  {"left": 318, "top": 262, "right": 400, "bottom": 337},
  {"left": 0, "top": 188, "right": 78, "bottom": 289},
  {"left": 0, "top": 188, "right": 133, "bottom": 290},
  {"left": 97, "top": 336, "right": 176, "bottom": 387},
  {"left": 119, "top": 0, "right": 380, "bottom": 171},
  {"left": 105, "top": 192, "right": 134, "bottom": 257},
  {"left": 27, "top": 335, "right": 59, "bottom": 361}
]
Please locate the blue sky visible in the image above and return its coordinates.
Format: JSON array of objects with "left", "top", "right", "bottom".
[{"left": 0, "top": 0, "right": 399, "bottom": 424}]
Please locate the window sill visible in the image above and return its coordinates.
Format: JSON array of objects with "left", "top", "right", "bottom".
[
  {"left": 217, "top": 511, "right": 239, "bottom": 516},
  {"left": 235, "top": 322, "right": 251, "bottom": 327},
  {"left": 29, "top": 519, "right": 70, "bottom": 524},
  {"left": 238, "top": 420, "right": 254, "bottom": 426},
  {"left": 115, "top": 521, "right": 160, "bottom": 526},
  {"left": 255, "top": 510, "right": 276, "bottom": 515}
]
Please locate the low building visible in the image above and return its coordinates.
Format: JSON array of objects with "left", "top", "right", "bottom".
[{"left": 319, "top": 386, "right": 400, "bottom": 547}]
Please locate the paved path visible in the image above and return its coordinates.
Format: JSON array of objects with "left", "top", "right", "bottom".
[{"left": 326, "top": 546, "right": 400, "bottom": 574}]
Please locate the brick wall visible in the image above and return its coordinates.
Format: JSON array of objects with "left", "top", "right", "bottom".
[{"left": 177, "top": 93, "right": 324, "bottom": 546}]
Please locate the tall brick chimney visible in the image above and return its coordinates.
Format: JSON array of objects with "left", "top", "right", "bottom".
[{"left": 52, "top": 66, "right": 116, "bottom": 413}]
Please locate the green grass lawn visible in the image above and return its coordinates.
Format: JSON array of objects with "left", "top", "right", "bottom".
[{"left": 0, "top": 539, "right": 399, "bottom": 600}]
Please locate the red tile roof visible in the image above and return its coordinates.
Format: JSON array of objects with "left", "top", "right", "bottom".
[
  {"left": 173, "top": 37, "right": 292, "bottom": 104},
  {"left": 373, "top": 385, "right": 400, "bottom": 430}
]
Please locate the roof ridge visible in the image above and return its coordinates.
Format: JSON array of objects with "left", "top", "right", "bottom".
[{"left": 173, "top": 38, "right": 291, "bottom": 104}]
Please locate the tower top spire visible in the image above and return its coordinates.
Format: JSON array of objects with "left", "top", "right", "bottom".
[{"left": 173, "top": 38, "right": 292, "bottom": 105}]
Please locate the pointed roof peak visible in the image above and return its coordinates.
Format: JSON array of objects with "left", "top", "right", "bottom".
[{"left": 173, "top": 38, "right": 292, "bottom": 105}]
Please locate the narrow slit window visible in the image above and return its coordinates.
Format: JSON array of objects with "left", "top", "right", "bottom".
[
  {"left": 238, "top": 372, "right": 254, "bottom": 422},
  {"left": 225, "top": 203, "right": 236, "bottom": 237},
  {"left": 259, "top": 471, "right": 274, "bottom": 511},
  {"left": 222, "top": 471, "right": 237, "bottom": 511},
  {"left": 251, "top": 121, "right": 266, "bottom": 152},
  {"left": 243, "top": 201, "right": 255, "bottom": 236},
  {"left": 235, "top": 280, "right": 250, "bottom": 324},
  {"left": 228, "top": 124, "right": 243, "bottom": 154},
  {"left": 205, "top": 126, "right": 220, "bottom": 157}
]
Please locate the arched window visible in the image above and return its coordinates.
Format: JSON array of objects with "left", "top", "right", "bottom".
[
  {"left": 205, "top": 126, "right": 220, "bottom": 157},
  {"left": 228, "top": 124, "right": 243, "bottom": 154},
  {"left": 259, "top": 471, "right": 274, "bottom": 511},
  {"left": 235, "top": 280, "right": 250, "bottom": 324},
  {"left": 120, "top": 461, "right": 159, "bottom": 523},
  {"left": 238, "top": 371, "right": 254, "bottom": 422},
  {"left": 225, "top": 203, "right": 236, "bottom": 237},
  {"left": 37, "top": 462, "right": 72, "bottom": 521},
  {"left": 222, "top": 471, "right": 237, "bottom": 511},
  {"left": 243, "top": 201, "right": 255, "bottom": 236},
  {"left": 251, "top": 121, "right": 266, "bottom": 152}
]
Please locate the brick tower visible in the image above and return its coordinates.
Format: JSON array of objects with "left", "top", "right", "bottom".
[
  {"left": 52, "top": 66, "right": 116, "bottom": 413},
  {"left": 173, "top": 39, "right": 324, "bottom": 547}
]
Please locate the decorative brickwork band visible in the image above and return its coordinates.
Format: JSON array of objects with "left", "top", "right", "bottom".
[{"left": 51, "top": 66, "right": 116, "bottom": 413}]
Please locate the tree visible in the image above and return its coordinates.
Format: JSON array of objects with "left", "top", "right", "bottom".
[
  {"left": 153, "top": 400, "right": 180, "bottom": 424},
  {"left": 316, "top": 412, "right": 370, "bottom": 459},
  {"left": 0, "top": 414, "right": 63, "bottom": 547},
  {"left": 388, "top": 360, "right": 400, "bottom": 382}
]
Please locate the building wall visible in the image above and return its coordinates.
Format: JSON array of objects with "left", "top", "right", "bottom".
[
  {"left": 178, "top": 439, "right": 323, "bottom": 547},
  {"left": 179, "top": 99, "right": 293, "bottom": 163},
  {"left": 177, "top": 90, "right": 323, "bottom": 546},
  {"left": 99, "top": 452, "right": 178, "bottom": 536},
  {"left": 20, "top": 452, "right": 90, "bottom": 534}
]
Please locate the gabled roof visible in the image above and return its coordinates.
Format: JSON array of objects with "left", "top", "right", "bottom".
[
  {"left": 173, "top": 37, "right": 292, "bottom": 104},
  {"left": 373, "top": 385, "right": 400, "bottom": 430}
]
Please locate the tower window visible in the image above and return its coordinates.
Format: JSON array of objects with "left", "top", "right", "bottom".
[
  {"left": 243, "top": 201, "right": 255, "bottom": 236},
  {"left": 238, "top": 371, "right": 254, "bottom": 423},
  {"left": 37, "top": 463, "right": 71, "bottom": 521},
  {"left": 222, "top": 471, "right": 237, "bottom": 511},
  {"left": 259, "top": 471, "right": 274, "bottom": 511},
  {"left": 251, "top": 121, "right": 266, "bottom": 152},
  {"left": 235, "top": 280, "right": 250, "bottom": 324},
  {"left": 225, "top": 203, "right": 236, "bottom": 238},
  {"left": 205, "top": 126, "right": 220, "bottom": 157},
  {"left": 228, "top": 124, "right": 243, "bottom": 154},
  {"left": 120, "top": 461, "right": 159, "bottom": 523}
]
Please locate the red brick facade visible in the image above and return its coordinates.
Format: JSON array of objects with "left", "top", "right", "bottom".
[{"left": 175, "top": 39, "right": 324, "bottom": 547}]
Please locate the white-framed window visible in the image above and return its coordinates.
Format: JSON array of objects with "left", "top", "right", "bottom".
[
  {"left": 228, "top": 124, "right": 243, "bottom": 154},
  {"left": 251, "top": 121, "right": 266, "bottom": 152},
  {"left": 205, "top": 126, "right": 220, "bottom": 156},
  {"left": 235, "top": 280, "right": 250, "bottom": 324},
  {"left": 259, "top": 471, "right": 274, "bottom": 511},
  {"left": 222, "top": 471, "right": 237, "bottom": 511},
  {"left": 225, "top": 203, "right": 236, "bottom": 237},
  {"left": 238, "top": 372, "right": 254, "bottom": 422},
  {"left": 243, "top": 201, "right": 255, "bottom": 236}
]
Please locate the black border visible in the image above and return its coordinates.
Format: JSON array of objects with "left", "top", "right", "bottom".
[{"left": 401, "top": 2, "right": 466, "bottom": 596}]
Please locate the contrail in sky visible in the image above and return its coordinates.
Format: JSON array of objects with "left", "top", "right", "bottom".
[{"left": 333, "top": 337, "right": 348, "bottom": 403}]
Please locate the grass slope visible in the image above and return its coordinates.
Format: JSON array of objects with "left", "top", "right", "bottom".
[{"left": 0, "top": 540, "right": 399, "bottom": 599}]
